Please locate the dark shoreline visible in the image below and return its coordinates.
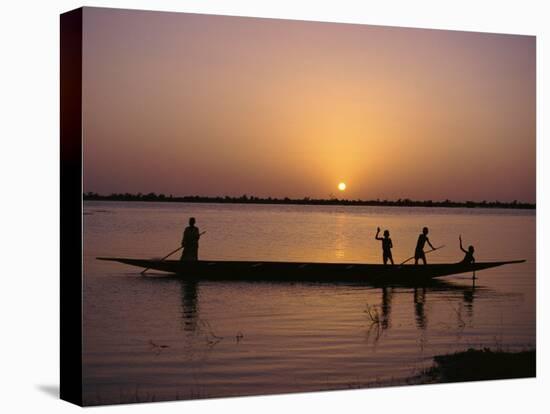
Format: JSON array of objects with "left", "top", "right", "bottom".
[
  {"left": 83, "top": 193, "right": 535, "bottom": 210},
  {"left": 356, "top": 348, "right": 536, "bottom": 389},
  {"left": 417, "top": 348, "right": 536, "bottom": 383},
  {"left": 82, "top": 348, "right": 536, "bottom": 405}
]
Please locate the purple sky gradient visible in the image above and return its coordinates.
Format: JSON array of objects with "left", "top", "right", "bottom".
[{"left": 82, "top": 7, "right": 535, "bottom": 202}]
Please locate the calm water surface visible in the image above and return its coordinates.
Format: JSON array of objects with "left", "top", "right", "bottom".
[{"left": 83, "top": 201, "right": 535, "bottom": 405}]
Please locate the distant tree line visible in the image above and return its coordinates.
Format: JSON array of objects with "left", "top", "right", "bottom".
[{"left": 83, "top": 192, "right": 535, "bottom": 210}]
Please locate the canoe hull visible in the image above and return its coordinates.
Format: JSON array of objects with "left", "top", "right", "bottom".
[{"left": 96, "top": 258, "right": 525, "bottom": 283}]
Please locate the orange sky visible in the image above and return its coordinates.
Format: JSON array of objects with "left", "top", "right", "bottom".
[{"left": 83, "top": 7, "right": 535, "bottom": 202}]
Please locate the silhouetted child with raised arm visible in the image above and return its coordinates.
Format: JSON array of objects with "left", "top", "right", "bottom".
[
  {"left": 459, "top": 235, "right": 475, "bottom": 264},
  {"left": 414, "top": 227, "right": 435, "bottom": 265},
  {"left": 375, "top": 227, "right": 394, "bottom": 265}
]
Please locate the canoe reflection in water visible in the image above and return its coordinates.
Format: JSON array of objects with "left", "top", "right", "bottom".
[
  {"left": 359, "top": 277, "right": 483, "bottom": 347},
  {"left": 179, "top": 281, "right": 225, "bottom": 346},
  {"left": 414, "top": 287, "right": 427, "bottom": 329},
  {"left": 181, "top": 281, "right": 199, "bottom": 333},
  {"left": 381, "top": 287, "right": 392, "bottom": 330},
  {"left": 176, "top": 276, "right": 479, "bottom": 346}
]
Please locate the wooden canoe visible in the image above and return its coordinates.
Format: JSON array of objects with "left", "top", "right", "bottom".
[{"left": 97, "top": 257, "right": 525, "bottom": 283}]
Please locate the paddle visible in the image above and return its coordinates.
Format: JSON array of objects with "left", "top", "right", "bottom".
[
  {"left": 141, "top": 231, "right": 206, "bottom": 275},
  {"left": 399, "top": 245, "right": 445, "bottom": 266}
]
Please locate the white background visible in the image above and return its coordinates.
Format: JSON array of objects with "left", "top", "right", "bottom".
[{"left": 0, "top": 0, "right": 548, "bottom": 412}]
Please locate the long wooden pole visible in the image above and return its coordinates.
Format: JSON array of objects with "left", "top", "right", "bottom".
[
  {"left": 399, "top": 245, "right": 445, "bottom": 266},
  {"left": 141, "top": 246, "right": 183, "bottom": 274},
  {"left": 141, "top": 231, "right": 206, "bottom": 275}
]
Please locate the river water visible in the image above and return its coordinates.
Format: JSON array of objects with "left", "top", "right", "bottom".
[{"left": 82, "top": 201, "right": 535, "bottom": 405}]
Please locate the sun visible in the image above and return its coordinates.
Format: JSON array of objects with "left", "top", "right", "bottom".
[{"left": 338, "top": 182, "right": 346, "bottom": 191}]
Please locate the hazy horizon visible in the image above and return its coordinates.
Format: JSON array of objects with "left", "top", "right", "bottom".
[
  {"left": 82, "top": 8, "right": 536, "bottom": 203},
  {"left": 83, "top": 191, "right": 535, "bottom": 205}
]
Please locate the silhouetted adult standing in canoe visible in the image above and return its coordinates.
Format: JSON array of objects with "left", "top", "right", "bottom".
[
  {"left": 459, "top": 235, "right": 475, "bottom": 264},
  {"left": 375, "top": 227, "right": 394, "bottom": 265},
  {"left": 414, "top": 227, "right": 435, "bottom": 265},
  {"left": 181, "top": 217, "right": 202, "bottom": 261}
]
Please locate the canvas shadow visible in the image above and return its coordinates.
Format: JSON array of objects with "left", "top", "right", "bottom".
[{"left": 36, "top": 384, "right": 59, "bottom": 399}]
